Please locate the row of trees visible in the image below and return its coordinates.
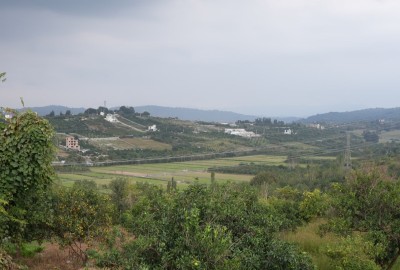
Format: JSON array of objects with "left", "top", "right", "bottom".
[
  {"left": 83, "top": 106, "right": 150, "bottom": 117},
  {"left": 45, "top": 106, "right": 151, "bottom": 117},
  {"left": 47, "top": 109, "right": 72, "bottom": 117},
  {"left": 236, "top": 117, "right": 285, "bottom": 126}
]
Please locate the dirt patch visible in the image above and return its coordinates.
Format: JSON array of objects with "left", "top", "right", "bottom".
[
  {"left": 89, "top": 137, "right": 171, "bottom": 151},
  {"left": 15, "top": 243, "right": 84, "bottom": 270}
]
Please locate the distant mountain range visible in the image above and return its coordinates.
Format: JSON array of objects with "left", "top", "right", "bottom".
[
  {"left": 19, "top": 105, "right": 400, "bottom": 124},
  {"left": 133, "top": 105, "right": 260, "bottom": 123},
  {"left": 301, "top": 107, "right": 400, "bottom": 124},
  {"left": 19, "top": 105, "right": 85, "bottom": 116},
  {"left": 19, "top": 105, "right": 298, "bottom": 123}
]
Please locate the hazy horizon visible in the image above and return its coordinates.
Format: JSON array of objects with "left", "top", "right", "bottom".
[
  {"left": 12, "top": 103, "right": 400, "bottom": 119},
  {"left": 2, "top": 1, "right": 400, "bottom": 116}
]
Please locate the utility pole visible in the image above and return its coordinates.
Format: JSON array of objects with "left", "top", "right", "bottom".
[{"left": 344, "top": 132, "right": 351, "bottom": 169}]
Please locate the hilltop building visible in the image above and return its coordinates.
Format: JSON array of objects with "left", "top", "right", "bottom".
[
  {"left": 105, "top": 114, "right": 118, "bottom": 123},
  {"left": 148, "top": 125, "right": 158, "bottom": 132},
  {"left": 66, "top": 136, "right": 80, "bottom": 151}
]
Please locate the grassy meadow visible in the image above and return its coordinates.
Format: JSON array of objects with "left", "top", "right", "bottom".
[
  {"left": 280, "top": 219, "right": 339, "bottom": 270},
  {"left": 380, "top": 130, "right": 400, "bottom": 143},
  {"left": 56, "top": 154, "right": 289, "bottom": 189},
  {"left": 56, "top": 153, "right": 342, "bottom": 191}
]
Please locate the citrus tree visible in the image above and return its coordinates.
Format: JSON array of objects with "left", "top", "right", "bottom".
[
  {"left": 52, "top": 181, "right": 113, "bottom": 262},
  {"left": 97, "top": 183, "right": 314, "bottom": 269},
  {"left": 323, "top": 169, "right": 400, "bottom": 268}
]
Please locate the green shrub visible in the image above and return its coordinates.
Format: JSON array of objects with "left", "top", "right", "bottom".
[
  {"left": 95, "top": 183, "right": 315, "bottom": 269},
  {"left": 20, "top": 243, "right": 44, "bottom": 257}
]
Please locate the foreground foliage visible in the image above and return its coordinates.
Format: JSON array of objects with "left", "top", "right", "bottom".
[
  {"left": 0, "top": 110, "right": 55, "bottom": 243},
  {"left": 52, "top": 181, "right": 113, "bottom": 262},
  {"left": 95, "top": 183, "right": 314, "bottom": 269},
  {"left": 322, "top": 169, "right": 400, "bottom": 269}
]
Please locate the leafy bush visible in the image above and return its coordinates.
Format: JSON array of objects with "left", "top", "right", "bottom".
[
  {"left": 322, "top": 169, "right": 400, "bottom": 268},
  {"left": 19, "top": 242, "right": 44, "bottom": 258},
  {"left": 324, "top": 235, "right": 382, "bottom": 270},
  {"left": 0, "top": 110, "right": 55, "bottom": 243},
  {"left": 52, "top": 182, "right": 113, "bottom": 262},
  {"left": 300, "top": 189, "right": 329, "bottom": 221},
  {"left": 109, "top": 178, "right": 133, "bottom": 221},
  {"left": 95, "top": 183, "right": 314, "bottom": 269}
]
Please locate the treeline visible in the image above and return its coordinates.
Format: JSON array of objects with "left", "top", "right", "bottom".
[
  {"left": 237, "top": 117, "right": 285, "bottom": 126},
  {"left": 209, "top": 160, "right": 346, "bottom": 191}
]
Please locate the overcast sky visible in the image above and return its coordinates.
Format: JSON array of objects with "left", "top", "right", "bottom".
[{"left": 1, "top": 0, "right": 400, "bottom": 117}]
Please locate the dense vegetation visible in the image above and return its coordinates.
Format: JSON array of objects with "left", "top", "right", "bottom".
[
  {"left": 0, "top": 110, "right": 55, "bottom": 244},
  {"left": 93, "top": 182, "right": 314, "bottom": 269},
  {"left": 3, "top": 106, "right": 400, "bottom": 269},
  {"left": 302, "top": 107, "right": 400, "bottom": 124}
]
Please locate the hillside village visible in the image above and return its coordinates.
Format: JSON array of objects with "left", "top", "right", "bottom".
[{"left": 41, "top": 105, "right": 399, "bottom": 168}]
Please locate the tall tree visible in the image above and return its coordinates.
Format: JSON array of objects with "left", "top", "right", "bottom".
[
  {"left": 118, "top": 106, "right": 135, "bottom": 115},
  {"left": 109, "top": 178, "right": 131, "bottom": 220}
]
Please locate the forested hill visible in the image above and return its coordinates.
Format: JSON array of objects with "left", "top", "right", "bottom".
[
  {"left": 134, "top": 105, "right": 260, "bottom": 122},
  {"left": 302, "top": 107, "right": 400, "bottom": 124}
]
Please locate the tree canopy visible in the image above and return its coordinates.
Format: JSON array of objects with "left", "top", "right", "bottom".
[{"left": 322, "top": 169, "right": 400, "bottom": 268}]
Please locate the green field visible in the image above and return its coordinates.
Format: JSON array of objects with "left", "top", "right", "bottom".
[
  {"left": 380, "top": 130, "right": 400, "bottom": 143},
  {"left": 280, "top": 219, "right": 338, "bottom": 270},
  {"left": 57, "top": 154, "right": 341, "bottom": 189}
]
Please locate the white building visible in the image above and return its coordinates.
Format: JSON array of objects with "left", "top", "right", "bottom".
[
  {"left": 284, "top": 129, "right": 293, "bottom": 135},
  {"left": 224, "top": 128, "right": 260, "bottom": 138},
  {"left": 308, "top": 123, "right": 325, "bottom": 130},
  {"left": 105, "top": 114, "right": 118, "bottom": 122},
  {"left": 148, "top": 125, "right": 158, "bottom": 132}
]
